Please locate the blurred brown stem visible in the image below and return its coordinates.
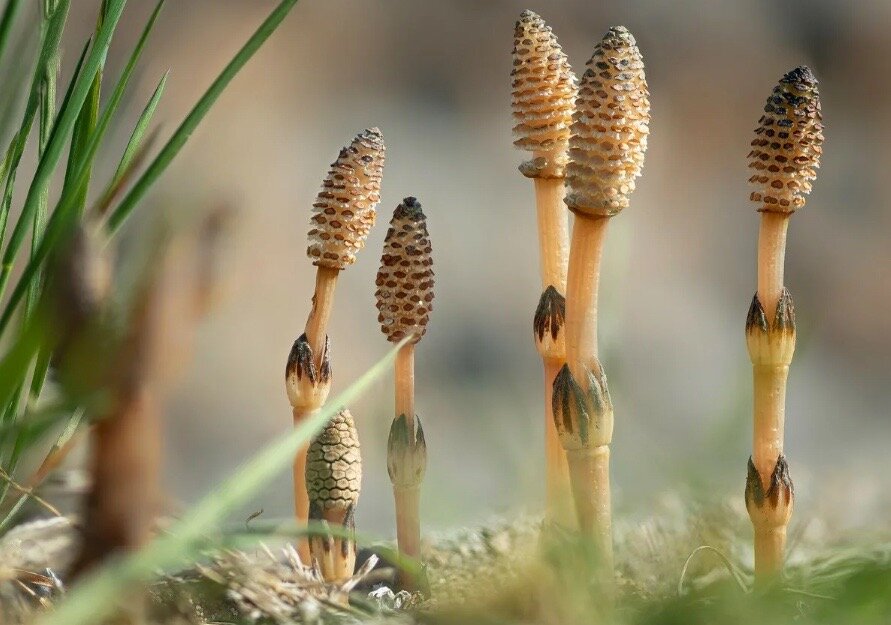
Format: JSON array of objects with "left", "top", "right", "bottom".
[{"left": 71, "top": 386, "right": 161, "bottom": 576}]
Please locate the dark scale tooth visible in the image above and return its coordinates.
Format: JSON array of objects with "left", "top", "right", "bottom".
[
  {"left": 745, "top": 456, "right": 766, "bottom": 507},
  {"left": 375, "top": 198, "right": 434, "bottom": 344},
  {"left": 748, "top": 67, "right": 824, "bottom": 213},
  {"left": 745, "top": 294, "right": 770, "bottom": 335},
  {"left": 773, "top": 288, "right": 796, "bottom": 333},
  {"left": 534, "top": 285, "right": 566, "bottom": 343},
  {"left": 565, "top": 26, "right": 650, "bottom": 217},
  {"left": 767, "top": 454, "right": 794, "bottom": 508},
  {"left": 552, "top": 363, "right": 583, "bottom": 436},
  {"left": 511, "top": 10, "right": 576, "bottom": 168},
  {"left": 307, "top": 129, "right": 385, "bottom": 269}
]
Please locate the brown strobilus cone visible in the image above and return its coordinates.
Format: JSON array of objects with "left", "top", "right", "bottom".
[
  {"left": 553, "top": 26, "right": 649, "bottom": 585},
  {"left": 375, "top": 197, "right": 434, "bottom": 590},
  {"left": 512, "top": 9, "right": 577, "bottom": 527},
  {"left": 744, "top": 66, "right": 823, "bottom": 584},
  {"left": 305, "top": 409, "right": 362, "bottom": 582},
  {"left": 288, "top": 128, "right": 385, "bottom": 563}
]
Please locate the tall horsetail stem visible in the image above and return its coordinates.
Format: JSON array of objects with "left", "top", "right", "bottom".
[
  {"left": 512, "top": 9, "right": 576, "bottom": 525},
  {"left": 745, "top": 66, "right": 823, "bottom": 582},
  {"left": 288, "top": 129, "right": 384, "bottom": 564},
  {"left": 555, "top": 26, "right": 649, "bottom": 588},
  {"left": 375, "top": 196, "right": 434, "bottom": 590}
]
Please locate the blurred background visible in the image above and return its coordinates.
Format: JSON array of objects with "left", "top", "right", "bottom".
[{"left": 30, "top": 0, "right": 890, "bottom": 539}]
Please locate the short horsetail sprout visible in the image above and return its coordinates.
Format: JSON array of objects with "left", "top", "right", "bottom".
[
  {"left": 69, "top": 233, "right": 163, "bottom": 577},
  {"left": 744, "top": 66, "right": 823, "bottom": 583},
  {"left": 555, "top": 26, "right": 649, "bottom": 572},
  {"left": 375, "top": 197, "right": 434, "bottom": 586},
  {"left": 512, "top": 9, "right": 576, "bottom": 526},
  {"left": 306, "top": 409, "right": 363, "bottom": 582},
  {"left": 288, "top": 128, "right": 385, "bottom": 564}
]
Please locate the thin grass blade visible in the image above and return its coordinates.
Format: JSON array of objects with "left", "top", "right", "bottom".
[
  {"left": 0, "top": 0, "right": 71, "bottom": 247},
  {"left": 38, "top": 337, "right": 405, "bottom": 625},
  {"left": 110, "top": 68, "right": 167, "bottom": 188},
  {"left": 0, "top": 1, "right": 164, "bottom": 337},
  {"left": 25, "top": 1, "right": 165, "bottom": 403},
  {"left": 0, "top": 0, "right": 24, "bottom": 66},
  {"left": 107, "top": 0, "right": 300, "bottom": 232},
  {"left": 0, "top": 0, "right": 126, "bottom": 302}
]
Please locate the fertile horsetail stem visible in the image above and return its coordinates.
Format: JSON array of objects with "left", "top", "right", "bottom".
[
  {"left": 745, "top": 66, "right": 822, "bottom": 582},
  {"left": 306, "top": 410, "right": 362, "bottom": 582},
  {"left": 555, "top": 26, "right": 649, "bottom": 580},
  {"left": 375, "top": 197, "right": 434, "bottom": 589},
  {"left": 289, "top": 129, "right": 385, "bottom": 563},
  {"left": 512, "top": 9, "right": 576, "bottom": 525}
]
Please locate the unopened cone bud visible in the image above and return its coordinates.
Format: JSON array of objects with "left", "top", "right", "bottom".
[
  {"left": 565, "top": 26, "right": 650, "bottom": 217},
  {"left": 375, "top": 197, "right": 434, "bottom": 344},
  {"left": 306, "top": 409, "right": 362, "bottom": 581},
  {"left": 285, "top": 333, "right": 332, "bottom": 411},
  {"left": 748, "top": 66, "right": 823, "bottom": 213},
  {"left": 306, "top": 410, "right": 362, "bottom": 510},
  {"left": 307, "top": 128, "right": 385, "bottom": 269},
  {"left": 511, "top": 10, "right": 576, "bottom": 178}
]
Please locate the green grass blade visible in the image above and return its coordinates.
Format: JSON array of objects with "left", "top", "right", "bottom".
[
  {"left": 59, "top": 0, "right": 112, "bottom": 211},
  {"left": 32, "top": 0, "right": 61, "bottom": 248},
  {"left": 0, "top": 38, "right": 87, "bottom": 440},
  {"left": 59, "top": 55, "right": 100, "bottom": 212},
  {"left": 0, "top": 0, "right": 126, "bottom": 301},
  {"left": 107, "top": 0, "right": 300, "bottom": 232},
  {"left": 0, "top": 0, "right": 71, "bottom": 247},
  {"left": 0, "top": 140, "right": 16, "bottom": 253},
  {"left": 0, "top": 26, "right": 37, "bottom": 142},
  {"left": 38, "top": 338, "right": 405, "bottom": 625},
  {"left": 93, "top": 126, "right": 160, "bottom": 218},
  {"left": 24, "top": 0, "right": 63, "bottom": 383},
  {"left": 0, "top": 0, "right": 24, "bottom": 66},
  {"left": 111, "top": 68, "right": 167, "bottom": 186},
  {"left": 0, "top": 0, "right": 165, "bottom": 337}
]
